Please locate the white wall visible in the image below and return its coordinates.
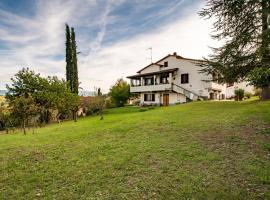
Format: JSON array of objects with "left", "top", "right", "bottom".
[
  {"left": 156, "top": 56, "right": 212, "bottom": 97},
  {"left": 168, "top": 93, "right": 186, "bottom": 104},
  {"left": 139, "top": 92, "right": 187, "bottom": 105},
  {"left": 226, "top": 81, "right": 255, "bottom": 98},
  {"left": 139, "top": 64, "right": 160, "bottom": 74},
  {"left": 140, "top": 93, "right": 161, "bottom": 105}
]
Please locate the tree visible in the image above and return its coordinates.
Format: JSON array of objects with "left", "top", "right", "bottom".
[
  {"left": 6, "top": 68, "right": 80, "bottom": 124},
  {"left": 199, "top": 0, "right": 270, "bottom": 99},
  {"left": 71, "top": 27, "right": 79, "bottom": 94},
  {"left": 109, "top": 79, "right": 130, "bottom": 107},
  {"left": 65, "top": 24, "right": 73, "bottom": 92},
  {"left": 10, "top": 94, "right": 38, "bottom": 135}
]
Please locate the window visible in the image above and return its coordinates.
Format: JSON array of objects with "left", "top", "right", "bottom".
[
  {"left": 181, "top": 74, "right": 189, "bottom": 84},
  {"left": 160, "top": 73, "right": 169, "bottom": 84},
  {"left": 164, "top": 61, "right": 168, "bottom": 67},
  {"left": 145, "top": 77, "right": 154, "bottom": 85},
  {"left": 144, "top": 94, "right": 155, "bottom": 101}
]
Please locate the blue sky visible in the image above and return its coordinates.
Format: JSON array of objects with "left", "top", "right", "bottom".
[{"left": 0, "top": 0, "right": 215, "bottom": 92}]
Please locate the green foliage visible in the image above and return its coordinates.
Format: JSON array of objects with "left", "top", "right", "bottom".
[
  {"left": 255, "top": 88, "right": 262, "bottom": 98},
  {"left": 9, "top": 94, "right": 39, "bottom": 134},
  {"left": 6, "top": 68, "right": 80, "bottom": 125},
  {"left": 65, "top": 24, "right": 73, "bottom": 90},
  {"left": 86, "top": 96, "right": 105, "bottom": 115},
  {"left": 244, "top": 92, "right": 252, "bottom": 99},
  {"left": 199, "top": 1, "right": 270, "bottom": 94},
  {"left": 65, "top": 24, "right": 79, "bottom": 94},
  {"left": 247, "top": 67, "right": 270, "bottom": 88},
  {"left": 71, "top": 27, "right": 79, "bottom": 94},
  {"left": 234, "top": 89, "right": 245, "bottom": 101},
  {"left": 109, "top": 79, "right": 130, "bottom": 107}
]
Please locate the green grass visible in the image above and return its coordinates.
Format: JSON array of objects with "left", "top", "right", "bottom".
[{"left": 1, "top": 100, "right": 270, "bottom": 199}]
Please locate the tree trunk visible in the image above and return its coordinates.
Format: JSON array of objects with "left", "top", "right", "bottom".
[
  {"left": 23, "top": 121, "right": 26, "bottom": 135},
  {"left": 261, "top": 86, "right": 270, "bottom": 100},
  {"left": 73, "top": 111, "right": 77, "bottom": 122}
]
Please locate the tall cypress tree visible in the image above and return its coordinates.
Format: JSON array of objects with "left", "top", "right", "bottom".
[
  {"left": 71, "top": 27, "right": 79, "bottom": 94},
  {"left": 65, "top": 24, "right": 73, "bottom": 92},
  {"left": 199, "top": 0, "right": 270, "bottom": 99}
]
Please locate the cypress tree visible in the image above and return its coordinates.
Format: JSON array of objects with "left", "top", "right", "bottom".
[
  {"left": 199, "top": 0, "right": 270, "bottom": 99},
  {"left": 65, "top": 24, "right": 73, "bottom": 92},
  {"left": 71, "top": 27, "right": 79, "bottom": 94}
]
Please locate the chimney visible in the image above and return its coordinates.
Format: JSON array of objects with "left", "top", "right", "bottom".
[{"left": 173, "top": 52, "right": 177, "bottom": 56}]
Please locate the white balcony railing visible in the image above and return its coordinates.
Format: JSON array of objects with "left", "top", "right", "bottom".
[{"left": 130, "top": 83, "right": 172, "bottom": 92}]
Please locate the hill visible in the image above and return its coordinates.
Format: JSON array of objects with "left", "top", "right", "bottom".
[{"left": 0, "top": 101, "right": 270, "bottom": 199}]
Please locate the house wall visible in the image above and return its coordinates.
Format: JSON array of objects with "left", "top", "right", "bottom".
[
  {"left": 140, "top": 92, "right": 187, "bottom": 105},
  {"left": 139, "top": 64, "right": 160, "bottom": 74},
  {"left": 226, "top": 81, "right": 255, "bottom": 98},
  {"left": 132, "top": 54, "right": 254, "bottom": 103},
  {"left": 168, "top": 93, "right": 186, "bottom": 104},
  {"left": 140, "top": 93, "right": 161, "bottom": 105},
  {"left": 155, "top": 57, "right": 219, "bottom": 98}
]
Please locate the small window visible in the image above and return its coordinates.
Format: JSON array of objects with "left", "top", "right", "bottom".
[
  {"left": 164, "top": 61, "right": 168, "bottom": 67},
  {"left": 144, "top": 94, "right": 155, "bottom": 102},
  {"left": 181, "top": 74, "right": 189, "bottom": 84}
]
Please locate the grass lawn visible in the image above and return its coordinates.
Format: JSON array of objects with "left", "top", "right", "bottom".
[{"left": 1, "top": 100, "right": 270, "bottom": 199}]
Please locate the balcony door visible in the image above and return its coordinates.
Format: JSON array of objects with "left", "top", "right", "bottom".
[{"left": 163, "top": 94, "right": 169, "bottom": 106}]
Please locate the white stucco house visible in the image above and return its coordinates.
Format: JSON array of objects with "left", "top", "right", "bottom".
[{"left": 127, "top": 52, "right": 254, "bottom": 106}]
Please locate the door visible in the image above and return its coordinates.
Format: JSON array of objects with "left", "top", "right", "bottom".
[{"left": 163, "top": 94, "right": 169, "bottom": 106}]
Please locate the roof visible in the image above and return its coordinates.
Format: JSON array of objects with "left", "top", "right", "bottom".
[
  {"left": 136, "top": 52, "right": 204, "bottom": 73},
  {"left": 127, "top": 68, "right": 178, "bottom": 79}
]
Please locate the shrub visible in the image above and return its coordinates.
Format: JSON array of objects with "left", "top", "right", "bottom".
[
  {"left": 87, "top": 96, "right": 105, "bottom": 115},
  {"left": 234, "top": 89, "right": 245, "bottom": 101},
  {"left": 244, "top": 92, "right": 252, "bottom": 99},
  {"left": 254, "top": 88, "right": 262, "bottom": 98}
]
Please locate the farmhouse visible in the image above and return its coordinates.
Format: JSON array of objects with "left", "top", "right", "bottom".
[{"left": 127, "top": 52, "right": 254, "bottom": 106}]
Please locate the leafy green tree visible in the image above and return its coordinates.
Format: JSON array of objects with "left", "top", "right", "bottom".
[
  {"left": 66, "top": 24, "right": 73, "bottom": 91},
  {"left": 6, "top": 68, "right": 80, "bottom": 124},
  {"left": 71, "top": 27, "right": 79, "bottom": 94},
  {"left": 109, "top": 79, "right": 130, "bottom": 107},
  {"left": 199, "top": 0, "right": 270, "bottom": 99},
  {"left": 10, "top": 94, "right": 38, "bottom": 135},
  {"left": 234, "top": 89, "right": 245, "bottom": 101}
]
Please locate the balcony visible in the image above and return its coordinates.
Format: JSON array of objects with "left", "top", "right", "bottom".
[
  {"left": 130, "top": 83, "right": 172, "bottom": 93},
  {"left": 127, "top": 68, "right": 178, "bottom": 93}
]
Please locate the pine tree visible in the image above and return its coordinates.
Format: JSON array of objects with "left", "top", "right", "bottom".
[
  {"left": 65, "top": 24, "right": 73, "bottom": 92},
  {"left": 199, "top": 0, "right": 270, "bottom": 99},
  {"left": 71, "top": 27, "right": 79, "bottom": 94}
]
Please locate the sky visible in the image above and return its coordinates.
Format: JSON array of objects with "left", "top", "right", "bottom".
[{"left": 0, "top": 0, "right": 217, "bottom": 92}]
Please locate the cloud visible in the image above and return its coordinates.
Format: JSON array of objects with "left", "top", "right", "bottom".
[
  {"left": 78, "top": 5, "right": 217, "bottom": 92},
  {"left": 0, "top": 0, "right": 217, "bottom": 94}
]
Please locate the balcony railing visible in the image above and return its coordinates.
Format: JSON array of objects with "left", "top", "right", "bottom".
[{"left": 130, "top": 83, "right": 172, "bottom": 92}]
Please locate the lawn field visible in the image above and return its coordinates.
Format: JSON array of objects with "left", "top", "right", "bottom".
[{"left": 1, "top": 101, "right": 270, "bottom": 199}]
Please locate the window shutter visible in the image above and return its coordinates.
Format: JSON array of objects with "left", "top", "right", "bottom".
[{"left": 144, "top": 94, "right": 147, "bottom": 101}]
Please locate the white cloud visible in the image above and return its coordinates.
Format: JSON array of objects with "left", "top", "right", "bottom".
[
  {"left": 79, "top": 11, "right": 217, "bottom": 92},
  {"left": 0, "top": 0, "right": 217, "bottom": 94}
]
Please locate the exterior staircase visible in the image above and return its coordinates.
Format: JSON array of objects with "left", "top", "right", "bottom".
[{"left": 171, "top": 83, "right": 201, "bottom": 101}]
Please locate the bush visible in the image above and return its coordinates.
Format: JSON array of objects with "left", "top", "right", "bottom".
[
  {"left": 254, "top": 88, "right": 262, "bottom": 98},
  {"left": 244, "top": 92, "right": 252, "bottom": 99},
  {"left": 87, "top": 96, "right": 105, "bottom": 115},
  {"left": 234, "top": 89, "right": 245, "bottom": 101}
]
